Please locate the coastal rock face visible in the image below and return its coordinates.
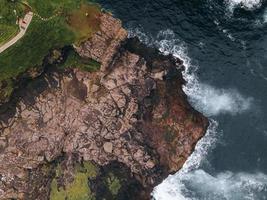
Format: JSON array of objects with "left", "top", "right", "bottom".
[
  {"left": 75, "top": 13, "right": 128, "bottom": 71},
  {"left": 0, "top": 13, "right": 208, "bottom": 199}
]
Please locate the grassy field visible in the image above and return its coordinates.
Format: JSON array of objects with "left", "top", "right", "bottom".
[
  {"left": 0, "top": 0, "right": 102, "bottom": 101},
  {"left": 0, "top": 0, "right": 24, "bottom": 45},
  {"left": 0, "top": 24, "right": 19, "bottom": 45}
]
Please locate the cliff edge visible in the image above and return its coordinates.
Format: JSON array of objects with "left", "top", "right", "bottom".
[{"left": 0, "top": 12, "right": 208, "bottom": 200}]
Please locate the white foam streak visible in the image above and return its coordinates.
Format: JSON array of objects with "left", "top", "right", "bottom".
[
  {"left": 184, "top": 83, "right": 253, "bottom": 117},
  {"left": 152, "top": 120, "right": 219, "bottom": 200},
  {"left": 150, "top": 30, "right": 253, "bottom": 117},
  {"left": 182, "top": 57, "right": 252, "bottom": 117},
  {"left": 166, "top": 170, "right": 267, "bottom": 200},
  {"left": 128, "top": 28, "right": 257, "bottom": 200},
  {"left": 225, "top": 0, "right": 262, "bottom": 12},
  {"left": 153, "top": 122, "right": 267, "bottom": 199},
  {"left": 264, "top": 9, "right": 267, "bottom": 23}
]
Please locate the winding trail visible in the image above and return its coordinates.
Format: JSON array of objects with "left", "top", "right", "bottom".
[
  {"left": 33, "top": 11, "right": 61, "bottom": 21},
  {"left": 0, "top": 12, "right": 33, "bottom": 54}
]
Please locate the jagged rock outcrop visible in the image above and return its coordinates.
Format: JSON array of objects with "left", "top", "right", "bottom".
[{"left": 0, "top": 12, "right": 208, "bottom": 200}]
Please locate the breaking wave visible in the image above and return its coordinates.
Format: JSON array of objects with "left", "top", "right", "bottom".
[
  {"left": 154, "top": 169, "right": 267, "bottom": 200},
  {"left": 264, "top": 8, "right": 267, "bottom": 22},
  {"left": 224, "top": 0, "right": 263, "bottom": 12},
  {"left": 183, "top": 83, "right": 253, "bottom": 117},
  {"left": 128, "top": 28, "right": 261, "bottom": 199},
  {"left": 180, "top": 47, "right": 252, "bottom": 117},
  {"left": 152, "top": 119, "right": 219, "bottom": 200},
  {"left": 130, "top": 29, "right": 253, "bottom": 117}
]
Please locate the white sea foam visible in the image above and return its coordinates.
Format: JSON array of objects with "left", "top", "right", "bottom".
[
  {"left": 184, "top": 83, "right": 253, "bottom": 116},
  {"left": 150, "top": 30, "right": 253, "bottom": 117},
  {"left": 225, "top": 0, "right": 262, "bottom": 12},
  {"left": 128, "top": 28, "right": 259, "bottom": 200},
  {"left": 155, "top": 170, "right": 267, "bottom": 200},
  {"left": 152, "top": 120, "right": 219, "bottom": 200},
  {"left": 264, "top": 8, "right": 267, "bottom": 23}
]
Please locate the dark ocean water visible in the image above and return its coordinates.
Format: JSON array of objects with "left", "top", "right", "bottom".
[{"left": 97, "top": 0, "right": 267, "bottom": 199}]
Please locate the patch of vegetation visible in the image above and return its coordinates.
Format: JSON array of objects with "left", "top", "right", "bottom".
[
  {"left": 0, "top": 17, "right": 75, "bottom": 79},
  {"left": 50, "top": 161, "right": 98, "bottom": 200},
  {"left": 59, "top": 49, "right": 100, "bottom": 72},
  {"left": 90, "top": 162, "right": 144, "bottom": 200},
  {"left": 27, "top": 0, "right": 82, "bottom": 18},
  {"left": 67, "top": 3, "right": 101, "bottom": 45},
  {"left": 0, "top": 0, "right": 24, "bottom": 45},
  {"left": 0, "top": 0, "right": 102, "bottom": 101},
  {"left": 105, "top": 173, "right": 121, "bottom": 196},
  {"left": 0, "top": 17, "right": 75, "bottom": 101},
  {"left": 0, "top": 24, "right": 19, "bottom": 45}
]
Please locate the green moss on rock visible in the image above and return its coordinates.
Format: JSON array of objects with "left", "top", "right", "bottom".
[
  {"left": 50, "top": 161, "right": 98, "bottom": 200},
  {"left": 59, "top": 49, "right": 101, "bottom": 72},
  {"left": 105, "top": 173, "right": 121, "bottom": 196},
  {"left": 89, "top": 162, "right": 144, "bottom": 200}
]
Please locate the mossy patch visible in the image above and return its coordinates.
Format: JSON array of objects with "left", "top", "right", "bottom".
[
  {"left": 50, "top": 161, "right": 98, "bottom": 200},
  {"left": 105, "top": 173, "right": 121, "bottom": 196},
  {"left": 89, "top": 162, "right": 144, "bottom": 200},
  {"left": 59, "top": 49, "right": 101, "bottom": 72}
]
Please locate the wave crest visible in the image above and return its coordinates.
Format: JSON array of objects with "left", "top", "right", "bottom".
[
  {"left": 128, "top": 28, "right": 259, "bottom": 199},
  {"left": 150, "top": 30, "right": 253, "bottom": 117},
  {"left": 154, "top": 170, "right": 267, "bottom": 200},
  {"left": 225, "top": 0, "right": 263, "bottom": 12},
  {"left": 152, "top": 120, "right": 219, "bottom": 200},
  {"left": 184, "top": 83, "right": 253, "bottom": 117}
]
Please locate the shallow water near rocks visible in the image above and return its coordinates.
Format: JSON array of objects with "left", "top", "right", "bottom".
[{"left": 97, "top": 0, "right": 267, "bottom": 199}]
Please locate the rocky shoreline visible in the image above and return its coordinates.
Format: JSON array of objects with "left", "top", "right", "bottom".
[{"left": 0, "top": 12, "right": 208, "bottom": 200}]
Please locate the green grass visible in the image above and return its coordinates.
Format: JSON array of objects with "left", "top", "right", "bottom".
[
  {"left": 0, "top": 0, "right": 25, "bottom": 45},
  {"left": 0, "top": 24, "right": 19, "bottom": 45},
  {"left": 59, "top": 49, "right": 101, "bottom": 72},
  {"left": 0, "top": 0, "right": 25, "bottom": 24},
  {"left": 0, "top": 17, "right": 75, "bottom": 79},
  {"left": 27, "top": 0, "right": 84, "bottom": 18},
  {"left": 0, "top": 17, "right": 75, "bottom": 101},
  {"left": 50, "top": 162, "right": 98, "bottom": 200},
  {"left": 67, "top": 3, "right": 101, "bottom": 45},
  {"left": 0, "top": 0, "right": 102, "bottom": 101}
]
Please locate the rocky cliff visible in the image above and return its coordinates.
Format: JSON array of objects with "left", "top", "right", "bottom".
[{"left": 0, "top": 12, "right": 208, "bottom": 200}]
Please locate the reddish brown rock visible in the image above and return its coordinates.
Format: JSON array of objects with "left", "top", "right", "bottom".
[
  {"left": 74, "top": 12, "right": 128, "bottom": 71},
  {"left": 0, "top": 12, "right": 208, "bottom": 200}
]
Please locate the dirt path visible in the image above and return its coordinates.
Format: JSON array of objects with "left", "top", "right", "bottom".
[
  {"left": 34, "top": 11, "right": 60, "bottom": 21},
  {"left": 0, "top": 12, "right": 33, "bottom": 54}
]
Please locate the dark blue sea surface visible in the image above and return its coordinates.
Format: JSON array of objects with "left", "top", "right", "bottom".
[{"left": 97, "top": 0, "right": 267, "bottom": 199}]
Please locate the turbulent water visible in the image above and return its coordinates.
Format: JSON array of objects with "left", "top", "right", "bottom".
[{"left": 97, "top": 0, "right": 267, "bottom": 199}]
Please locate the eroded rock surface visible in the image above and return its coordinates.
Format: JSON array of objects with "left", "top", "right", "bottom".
[{"left": 0, "top": 12, "right": 208, "bottom": 200}]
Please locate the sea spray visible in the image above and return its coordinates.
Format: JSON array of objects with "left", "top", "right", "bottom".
[
  {"left": 152, "top": 120, "right": 218, "bottom": 200},
  {"left": 225, "top": 0, "right": 262, "bottom": 12},
  {"left": 128, "top": 28, "right": 260, "bottom": 199},
  {"left": 151, "top": 30, "right": 253, "bottom": 117}
]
